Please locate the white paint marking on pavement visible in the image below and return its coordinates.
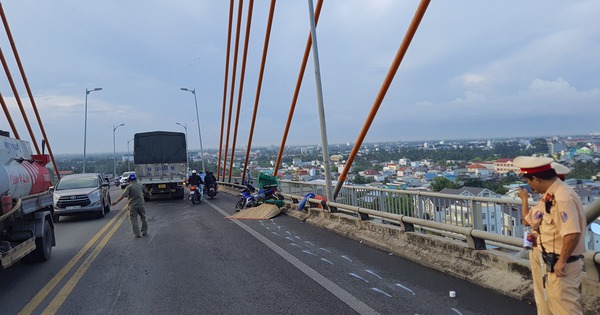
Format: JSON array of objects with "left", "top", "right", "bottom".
[
  {"left": 209, "top": 200, "right": 379, "bottom": 315},
  {"left": 305, "top": 241, "right": 315, "bottom": 246},
  {"left": 302, "top": 250, "right": 317, "bottom": 256},
  {"left": 341, "top": 255, "right": 353, "bottom": 263},
  {"left": 286, "top": 231, "right": 292, "bottom": 235},
  {"left": 395, "top": 283, "right": 416, "bottom": 296},
  {"left": 290, "top": 243, "right": 302, "bottom": 248},
  {"left": 349, "top": 273, "right": 369, "bottom": 283},
  {"left": 371, "top": 288, "right": 392, "bottom": 298},
  {"left": 451, "top": 308, "right": 464, "bottom": 315},
  {"left": 294, "top": 236, "right": 302, "bottom": 240},
  {"left": 285, "top": 236, "right": 294, "bottom": 241},
  {"left": 321, "top": 258, "right": 334, "bottom": 265},
  {"left": 365, "top": 270, "right": 382, "bottom": 280},
  {"left": 272, "top": 232, "right": 280, "bottom": 236},
  {"left": 319, "top": 247, "right": 332, "bottom": 253}
]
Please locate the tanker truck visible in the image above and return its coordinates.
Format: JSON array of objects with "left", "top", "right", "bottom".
[{"left": 0, "top": 130, "right": 55, "bottom": 268}]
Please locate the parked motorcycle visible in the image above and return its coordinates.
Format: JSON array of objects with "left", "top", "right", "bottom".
[
  {"left": 189, "top": 184, "right": 203, "bottom": 204},
  {"left": 235, "top": 187, "right": 257, "bottom": 211}
]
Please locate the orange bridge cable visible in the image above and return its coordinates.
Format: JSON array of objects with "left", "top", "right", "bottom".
[
  {"left": 243, "top": 0, "right": 277, "bottom": 181},
  {"left": 0, "top": 3, "right": 60, "bottom": 179},
  {"left": 230, "top": 0, "right": 254, "bottom": 185},
  {"left": 218, "top": 0, "right": 235, "bottom": 181},
  {"left": 224, "top": 0, "right": 244, "bottom": 183},
  {"left": 0, "top": 45, "right": 40, "bottom": 154},
  {"left": 0, "top": 92, "right": 19, "bottom": 138},
  {"left": 273, "top": 0, "right": 323, "bottom": 176},
  {"left": 333, "top": 0, "right": 431, "bottom": 199}
]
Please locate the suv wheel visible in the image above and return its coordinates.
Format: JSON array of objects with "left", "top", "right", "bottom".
[
  {"left": 104, "top": 195, "right": 111, "bottom": 212},
  {"left": 97, "top": 204, "right": 105, "bottom": 218}
]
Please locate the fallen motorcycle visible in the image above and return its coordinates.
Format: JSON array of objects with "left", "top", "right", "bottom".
[
  {"left": 255, "top": 185, "right": 282, "bottom": 204},
  {"left": 235, "top": 187, "right": 257, "bottom": 211}
]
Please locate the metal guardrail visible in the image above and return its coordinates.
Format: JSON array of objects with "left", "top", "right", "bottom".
[{"left": 278, "top": 179, "right": 527, "bottom": 237}]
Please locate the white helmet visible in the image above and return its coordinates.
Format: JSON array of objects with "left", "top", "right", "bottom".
[{"left": 192, "top": 170, "right": 197, "bottom": 174}]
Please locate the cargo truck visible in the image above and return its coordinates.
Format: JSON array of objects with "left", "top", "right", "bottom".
[
  {"left": 1, "top": 131, "right": 55, "bottom": 268},
  {"left": 134, "top": 131, "right": 187, "bottom": 200}
]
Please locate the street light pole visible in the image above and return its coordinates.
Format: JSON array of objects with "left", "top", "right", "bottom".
[
  {"left": 83, "top": 87, "right": 102, "bottom": 173},
  {"left": 113, "top": 123, "right": 125, "bottom": 178},
  {"left": 180, "top": 88, "right": 205, "bottom": 173},
  {"left": 176, "top": 122, "right": 189, "bottom": 176},
  {"left": 127, "top": 138, "right": 134, "bottom": 171}
]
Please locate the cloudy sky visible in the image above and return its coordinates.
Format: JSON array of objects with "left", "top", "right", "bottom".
[{"left": 1, "top": 0, "right": 598, "bottom": 155}]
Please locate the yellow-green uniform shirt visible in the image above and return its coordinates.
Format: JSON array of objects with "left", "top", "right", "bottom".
[
  {"left": 122, "top": 182, "right": 145, "bottom": 208},
  {"left": 525, "top": 179, "right": 586, "bottom": 256}
]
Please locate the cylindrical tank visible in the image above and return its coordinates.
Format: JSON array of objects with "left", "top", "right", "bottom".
[{"left": 0, "top": 136, "right": 51, "bottom": 198}]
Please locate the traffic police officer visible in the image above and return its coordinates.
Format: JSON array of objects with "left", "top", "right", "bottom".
[
  {"left": 551, "top": 162, "right": 570, "bottom": 181},
  {"left": 516, "top": 156, "right": 585, "bottom": 315}
]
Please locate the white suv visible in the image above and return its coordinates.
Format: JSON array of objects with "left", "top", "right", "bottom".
[{"left": 120, "top": 171, "right": 135, "bottom": 189}]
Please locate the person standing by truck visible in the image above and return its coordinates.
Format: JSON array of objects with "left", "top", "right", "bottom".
[{"left": 112, "top": 173, "right": 148, "bottom": 238}]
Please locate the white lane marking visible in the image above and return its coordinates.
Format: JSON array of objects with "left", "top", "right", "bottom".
[
  {"left": 395, "top": 283, "right": 416, "bottom": 295},
  {"left": 290, "top": 243, "right": 302, "bottom": 248},
  {"left": 365, "top": 270, "right": 382, "bottom": 280},
  {"left": 341, "top": 255, "right": 353, "bottom": 263},
  {"left": 305, "top": 241, "right": 315, "bottom": 246},
  {"left": 321, "top": 258, "right": 334, "bottom": 265},
  {"left": 451, "top": 308, "right": 463, "bottom": 315},
  {"left": 302, "top": 250, "right": 317, "bottom": 256},
  {"left": 319, "top": 247, "right": 331, "bottom": 253},
  {"left": 286, "top": 231, "right": 292, "bottom": 235},
  {"left": 209, "top": 200, "right": 379, "bottom": 315},
  {"left": 272, "top": 232, "right": 280, "bottom": 236},
  {"left": 294, "top": 236, "right": 302, "bottom": 240},
  {"left": 285, "top": 236, "right": 294, "bottom": 241},
  {"left": 349, "top": 273, "right": 369, "bottom": 283},
  {"left": 371, "top": 288, "right": 392, "bottom": 298}
]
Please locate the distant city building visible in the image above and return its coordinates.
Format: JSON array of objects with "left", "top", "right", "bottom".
[
  {"left": 549, "top": 140, "right": 568, "bottom": 155},
  {"left": 494, "top": 158, "right": 518, "bottom": 174},
  {"left": 467, "top": 164, "right": 492, "bottom": 178}
]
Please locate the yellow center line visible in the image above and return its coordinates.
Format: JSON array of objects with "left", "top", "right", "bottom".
[
  {"left": 18, "top": 207, "right": 129, "bottom": 315},
  {"left": 41, "top": 209, "right": 128, "bottom": 315}
]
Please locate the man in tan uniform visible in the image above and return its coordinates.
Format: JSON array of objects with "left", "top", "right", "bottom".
[
  {"left": 112, "top": 173, "right": 148, "bottom": 238},
  {"left": 516, "top": 156, "right": 585, "bottom": 315}
]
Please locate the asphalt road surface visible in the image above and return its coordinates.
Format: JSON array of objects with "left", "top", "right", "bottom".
[{"left": 0, "top": 186, "right": 537, "bottom": 314}]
